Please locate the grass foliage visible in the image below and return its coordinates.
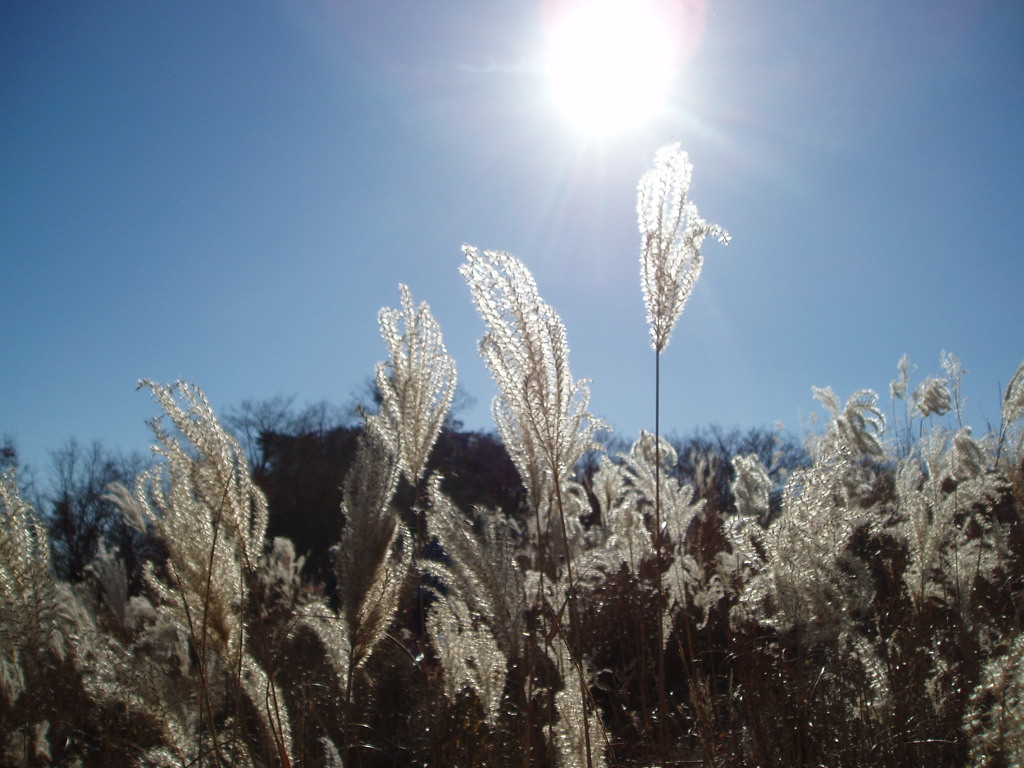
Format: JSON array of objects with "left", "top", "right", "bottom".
[{"left": 3, "top": 146, "right": 1024, "bottom": 767}]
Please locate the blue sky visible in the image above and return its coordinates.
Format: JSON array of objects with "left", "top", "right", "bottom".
[{"left": 3, "top": 0, "right": 1023, "bottom": 477}]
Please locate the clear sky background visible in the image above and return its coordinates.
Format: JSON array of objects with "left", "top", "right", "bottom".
[{"left": 3, "top": 0, "right": 1023, "bottom": 477}]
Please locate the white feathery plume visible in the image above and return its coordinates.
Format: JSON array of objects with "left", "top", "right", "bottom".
[
  {"left": 461, "top": 246, "right": 603, "bottom": 510},
  {"left": 618, "top": 432, "right": 703, "bottom": 555},
  {"left": 965, "top": 632, "right": 1024, "bottom": 765},
  {"left": 377, "top": 283, "right": 457, "bottom": 485},
  {"left": 427, "top": 590, "right": 507, "bottom": 725},
  {"left": 638, "top": 143, "right": 729, "bottom": 353},
  {"left": 941, "top": 350, "right": 968, "bottom": 422},
  {"left": 279, "top": 390, "right": 411, "bottom": 715},
  {"left": 615, "top": 432, "right": 704, "bottom": 643},
  {"left": 321, "top": 736, "right": 345, "bottom": 768},
  {"left": 335, "top": 418, "right": 409, "bottom": 671},
  {"left": 425, "top": 479, "right": 526, "bottom": 661},
  {"left": 83, "top": 539, "right": 129, "bottom": 627},
  {"left": 812, "top": 387, "right": 886, "bottom": 460},
  {"left": 1004, "top": 360, "right": 1024, "bottom": 426},
  {"left": 108, "top": 380, "right": 292, "bottom": 762},
  {"left": 947, "top": 426, "right": 987, "bottom": 483},
  {"left": 729, "top": 453, "right": 869, "bottom": 644},
  {"left": 999, "top": 360, "right": 1024, "bottom": 476},
  {"left": 913, "top": 377, "right": 953, "bottom": 418},
  {"left": 896, "top": 454, "right": 947, "bottom": 609},
  {"left": 0, "top": 471, "right": 65, "bottom": 706},
  {"left": 138, "top": 379, "right": 268, "bottom": 568},
  {"left": 73, "top": 591, "right": 198, "bottom": 765},
  {"left": 898, "top": 426, "right": 1005, "bottom": 615},
  {"left": 589, "top": 457, "right": 653, "bottom": 575},
  {"left": 890, "top": 353, "right": 914, "bottom": 401},
  {"left": 548, "top": 634, "right": 607, "bottom": 768},
  {"left": 731, "top": 453, "right": 773, "bottom": 521}
]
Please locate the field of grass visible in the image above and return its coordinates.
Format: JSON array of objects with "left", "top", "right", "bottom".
[{"left": 3, "top": 146, "right": 1024, "bottom": 767}]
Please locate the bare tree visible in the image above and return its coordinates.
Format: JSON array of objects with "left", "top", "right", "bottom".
[
  {"left": 44, "top": 439, "right": 148, "bottom": 581},
  {"left": 223, "top": 394, "right": 297, "bottom": 473}
]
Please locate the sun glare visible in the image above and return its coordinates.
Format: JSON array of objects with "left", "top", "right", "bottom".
[{"left": 543, "top": 0, "right": 684, "bottom": 136}]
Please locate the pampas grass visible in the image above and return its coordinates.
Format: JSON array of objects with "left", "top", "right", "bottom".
[{"left": 2, "top": 146, "right": 1022, "bottom": 767}]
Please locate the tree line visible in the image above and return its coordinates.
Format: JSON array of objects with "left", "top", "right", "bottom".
[{"left": 3, "top": 401, "right": 808, "bottom": 591}]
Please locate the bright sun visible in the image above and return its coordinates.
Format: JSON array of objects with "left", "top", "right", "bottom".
[{"left": 543, "top": 0, "right": 687, "bottom": 136}]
